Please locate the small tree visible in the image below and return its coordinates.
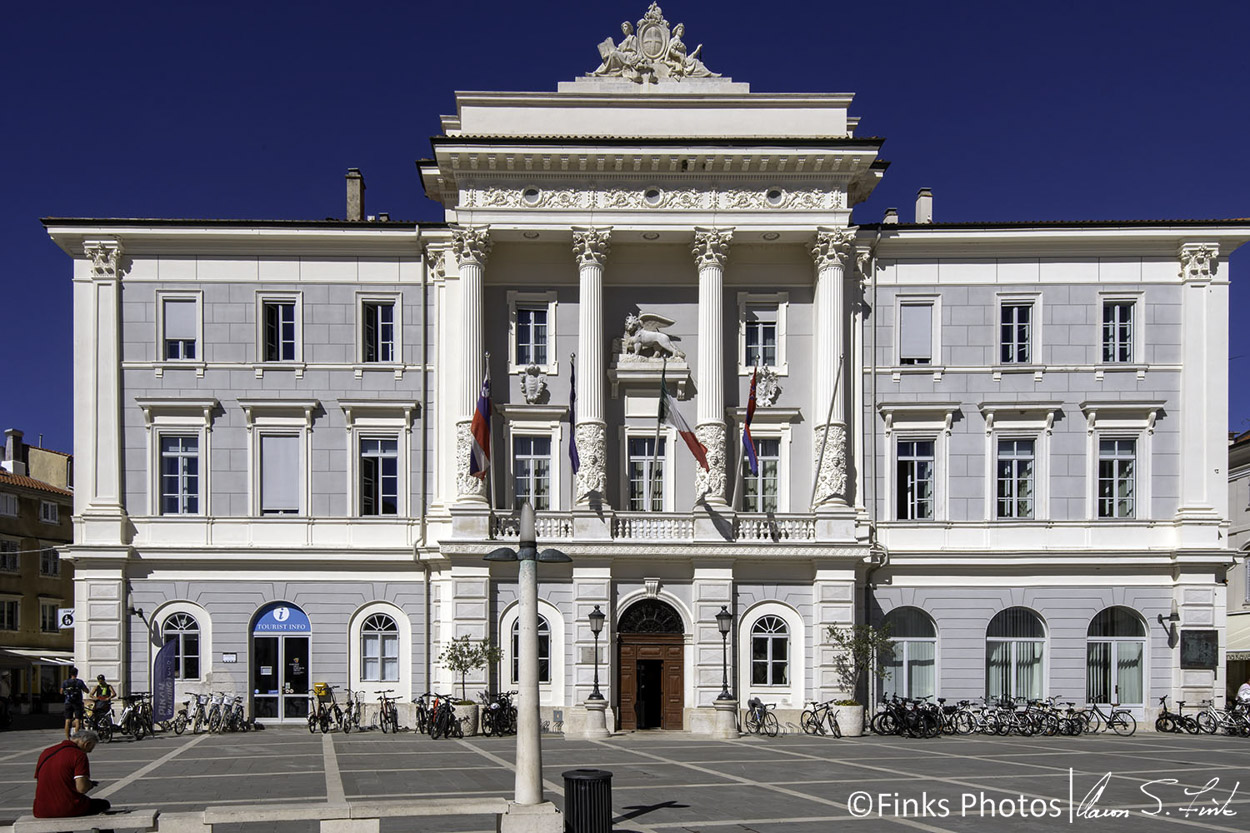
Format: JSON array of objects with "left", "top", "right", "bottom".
[
  {"left": 440, "top": 635, "right": 502, "bottom": 702},
  {"left": 825, "top": 623, "right": 895, "bottom": 705}
]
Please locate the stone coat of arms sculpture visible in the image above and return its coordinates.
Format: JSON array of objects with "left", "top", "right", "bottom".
[{"left": 590, "top": 3, "right": 720, "bottom": 84}]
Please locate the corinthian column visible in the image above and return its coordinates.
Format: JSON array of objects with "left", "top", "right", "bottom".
[
  {"left": 692, "top": 227, "right": 733, "bottom": 506},
  {"left": 810, "top": 227, "right": 854, "bottom": 507},
  {"left": 572, "top": 227, "right": 612, "bottom": 506},
  {"left": 452, "top": 225, "right": 492, "bottom": 503}
]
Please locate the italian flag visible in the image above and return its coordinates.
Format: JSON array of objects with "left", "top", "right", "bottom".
[{"left": 659, "top": 373, "right": 708, "bottom": 470}]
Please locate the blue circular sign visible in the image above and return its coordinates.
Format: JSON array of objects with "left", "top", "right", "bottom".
[{"left": 253, "top": 603, "right": 311, "bottom": 634}]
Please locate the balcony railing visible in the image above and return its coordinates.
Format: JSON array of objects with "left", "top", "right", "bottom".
[
  {"left": 734, "top": 514, "right": 817, "bottom": 542},
  {"left": 612, "top": 513, "right": 695, "bottom": 540},
  {"left": 485, "top": 511, "right": 816, "bottom": 542}
]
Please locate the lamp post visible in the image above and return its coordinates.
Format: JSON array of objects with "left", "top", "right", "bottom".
[
  {"left": 581, "top": 604, "right": 611, "bottom": 739},
  {"left": 716, "top": 605, "right": 733, "bottom": 701},
  {"left": 588, "top": 605, "right": 605, "bottom": 700},
  {"left": 485, "top": 502, "right": 569, "bottom": 830}
]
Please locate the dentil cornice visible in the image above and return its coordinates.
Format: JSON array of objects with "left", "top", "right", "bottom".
[
  {"left": 1178, "top": 242, "right": 1218, "bottom": 282},
  {"left": 692, "top": 227, "right": 733, "bottom": 268},
  {"left": 451, "top": 225, "right": 492, "bottom": 267},
  {"left": 572, "top": 226, "right": 612, "bottom": 267},
  {"left": 811, "top": 227, "right": 856, "bottom": 271}
]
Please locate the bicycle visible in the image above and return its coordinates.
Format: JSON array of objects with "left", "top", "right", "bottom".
[
  {"left": 479, "top": 690, "right": 517, "bottom": 737},
  {"left": 188, "top": 693, "right": 211, "bottom": 734},
  {"left": 376, "top": 689, "right": 400, "bottom": 733},
  {"left": 86, "top": 701, "right": 115, "bottom": 743},
  {"left": 430, "top": 693, "right": 462, "bottom": 739},
  {"left": 343, "top": 690, "right": 364, "bottom": 733},
  {"left": 1080, "top": 700, "right": 1137, "bottom": 736},
  {"left": 1195, "top": 699, "right": 1250, "bottom": 736},
  {"left": 800, "top": 699, "right": 841, "bottom": 737},
  {"left": 413, "top": 693, "right": 431, "bottom": 735},
  {"left": 1155, "top": 696, "right": 1196, "bottom": 734},
  {"left": 206, "top": 691, "right": 227, "bottom": 733},
  {"left": 744, "top": 697, "right": 779, "bottom": 737},
  {"left": 116, "top": 693, "right": 149, "bottom": 740}
]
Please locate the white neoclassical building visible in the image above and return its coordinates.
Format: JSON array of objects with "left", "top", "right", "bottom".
[{"left": 45, "top": 4, "right": 1250, "bottom": 731}]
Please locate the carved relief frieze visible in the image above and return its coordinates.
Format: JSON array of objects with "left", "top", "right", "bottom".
[
  {"left": 572, "top": 227, "right": 612, "bottom": 267},
  {"left": 451, "top": 225, "right": 492, "bottom": 267},
  {"left": 460, "top": 186, "right": 845, "bottom": 212},
  {"left": 692, "top": 228, "right": 733, "bottom": 269},
  {"left": 813, "top": 423, "right": 848, "bottom": 506},
  {"left": 811, "top": 227, "right": 856, "bottom": 271},
  {"left": 1179, "top": 243, "right": 1219, "bottom": 282},
  {"left": 694, "top": 422, "right": 727, "bottom": 503},
  {"left": 456, "top": 420, "right": 488, "bottom": 500},
  {"left": 574, "top": 421, "right": 607, "bottom": 503}
]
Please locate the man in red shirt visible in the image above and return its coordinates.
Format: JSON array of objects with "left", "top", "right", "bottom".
[{"left": 33, "top": 729, "right": 110, "bottom": 818}]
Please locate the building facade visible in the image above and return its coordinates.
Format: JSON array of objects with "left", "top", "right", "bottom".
[
  {"left": 1226, "top": 430, "right": 1250, "bottom": 698},
  {"left": 0, "top": 428, "right": 75, "bottom": 711},
  {"left": 45, "top": 5, "right": 1249, "bottom": 729}
]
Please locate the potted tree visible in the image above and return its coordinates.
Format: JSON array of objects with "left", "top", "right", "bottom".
[
  {"left": 439, "top": 635, "right": 502, "bottom": 736},
  {"left": 824, "top": 623, "right": 895, "bottom": 736}
]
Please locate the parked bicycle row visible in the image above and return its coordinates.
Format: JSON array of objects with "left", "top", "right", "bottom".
[{"left": 303, "top": 684, "right": 519, "bottom": 739}]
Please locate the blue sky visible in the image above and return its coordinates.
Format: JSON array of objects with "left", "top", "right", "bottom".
[{"left": 3, "top": 0, "right": 1248, "bottom": 454}]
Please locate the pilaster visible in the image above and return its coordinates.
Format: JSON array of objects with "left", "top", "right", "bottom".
[
  {"left": 812, "top": 567, "right": 857, "bottom": 702},
  {"left": 693, "top": 228, "right": 732, "bottom": 505},
  {"left": 452, "top": 226, "right": 491, "bottom": 504},
  {"left": 572, "top": 227, "right": 611, "bottom": 506},
  {"left": 810, "top": 227, "right": 854, "bottom": 508},
  {"left": 1176, "top": 243, "right": 1223, "bottom": 525},
  {"left": 691, "top": 563, "right": 734, "bottom": 709},
  {"left": 443, "top": 563, "right": 491, "bottom": 696}
]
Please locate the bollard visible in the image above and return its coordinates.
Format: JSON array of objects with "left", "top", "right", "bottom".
[{"left": 561, "top": 768, "right": 613, "bottom": 833}]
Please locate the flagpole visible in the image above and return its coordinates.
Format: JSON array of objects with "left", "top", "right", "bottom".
[
  {"left": 809, "top": 353, "right": 844, "bottom": 512},
  {"left": 651, "top": 357, "right": 667, "bottom": 511}
]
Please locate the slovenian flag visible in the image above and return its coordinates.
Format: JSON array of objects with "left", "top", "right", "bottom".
[
  {"left": 743, "top": 368, "right": 759, "bottom": 476},
  {"left": 569, "top": 356, "right": 580, "bottom": 474},
  {"left": 469, "top": 368, "right": 491, "bottom": 479},
  {"left": 659, "top": 371, "right": 708, "bottom": 471}
]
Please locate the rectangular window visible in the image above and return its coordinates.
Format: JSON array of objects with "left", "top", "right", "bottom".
[
  {"left": 1000, "top": 303, "right": 1032, "bottom": 364},
  {"left": 0, "top": 493, "right": 15, "bottom": 517},
  {"left": 160, "top": 435, "right": 200, "bottom": 515},
  {"left": 260, "top": 434, "right": 300, "bottom": 515},
  {"left": 513, "top": 436, "right": 552, "bottom": 511},
  {"left": 0, "top": 600, "right": 17, "bottom": 631},
  {"left": 361, "top": 632, "right": 400, "bottom": 682},
  {"left": 996, "top": 439, "right": 1035, "bottom": 519},
  {"left": 262, "top": 301, "right": 297, "bottom": 362},
  {"left": 896, "top": 440, "right": 935, "bottom": 520},
  {"left": 744, "top": 306, "right": 778, "bottom": 368},
  {"left": 515, "top": 307, "right": 548, "bottom": 367},
  {"left": 362, "top": 302, "right": 395, "bottom": 363},
  {"left": 163, "top": 298, "right": 198, "bottom": 360},
  {"left": 359, "top": 437, "right": 399, "bottom": 516},
  {"left": 39, "top": 548, "right": 60, "bottom": 577},
  {"left": 39, "top": 501, "right": 58, "bottom": 524},
  {"left": 742, "top": 438, "right": 780, "bottom": 513},
  {"left": 627, "top": 437, "right": 665, "bottom": 512},
  {"left": 1098, "top": 438, "right": 1136, "bottom": 518},
  {"left": 899, "top": 303, "right": 933, "bottom": 365},
  {"left": 0, "top": 540, "right": 19, "bottom": 573},
  {"left": 40, "top": 603, "right": 59, "bottom": 634},
  {"left": 1102, "top": 301, "right": 1134, "bottom": 363}
]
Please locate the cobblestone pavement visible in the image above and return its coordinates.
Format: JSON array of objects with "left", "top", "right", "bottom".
[{"left": 1, "top": 726, "right": 1248, "bottom": 832}]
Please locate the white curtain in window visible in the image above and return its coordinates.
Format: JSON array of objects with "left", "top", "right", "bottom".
[
  {"left": 907, "top": 640, "right": 936, "bottom": 699},
  {"left": 260, "top": 435, "right": 299, "bottom": 513},
  {"left": 1115, "top": 641, "right": 1143, "bottom": 705},
  {"left": 986, "top": 641, "right": 1011, "bottom": 701},
  {"left": 1015, "top": 641, "right": 1044, "bottom": 700},
  {"left": 164, "top": 299, "right": 197, "bottom": 340},
  {"left": 899, "top": 304, "right": 932, "bottom": 361},
  {"left": 1086, "top": 641, "right": 1111, "bottom": 703}
]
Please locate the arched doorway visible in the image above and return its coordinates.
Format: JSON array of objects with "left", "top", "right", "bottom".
[
  {"left": 251, "top": 602, "right": 311, "bottom": 722},
  {"left": 617, "top": 599, "right": 684, "bottom": 730}
]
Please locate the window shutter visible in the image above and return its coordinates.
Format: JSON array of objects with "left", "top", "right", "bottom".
[
  {"left": 260, "top": 435, "right": 299, "bottom": 513},
  {"left": 899, "top": 303, "right": 932, "bottom": 361},
  {"left": 164, "top": 299, "right": 197, "bottom": 341}
]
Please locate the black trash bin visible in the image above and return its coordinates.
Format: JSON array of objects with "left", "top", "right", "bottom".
[{"left": 562, "top": 768, "right": 613, "bottom": 833}]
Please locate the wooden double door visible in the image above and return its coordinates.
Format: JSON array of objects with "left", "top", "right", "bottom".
[{"left": 618, "top": 633, "right": 684, "bottom": 730}]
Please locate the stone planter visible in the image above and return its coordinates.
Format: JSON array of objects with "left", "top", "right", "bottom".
[
  {"left": 456, "top": 702, "right": 479, "bottom": 736},
  {"left": 839, "top": 703, "right": 865, "bottom": 737}
]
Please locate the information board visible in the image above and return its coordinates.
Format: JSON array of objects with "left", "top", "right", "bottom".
[{"left": 1179, "top": 629, "right": 1218, "bottom": 669}]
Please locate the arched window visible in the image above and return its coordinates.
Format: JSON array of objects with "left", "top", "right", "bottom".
[
  {"left": 751, "top": 615, "right": 788, "bottom": 685},
  {"left": 162, "top": 612, "right": 200, "bottom": 680},
  {"left": 512, "top": 615, "right": 550, "bottom": 684},
  {"left": 882, "top": 607, "right": 937, "bottom": 700},
  {"left": 361, "top": 613, "right": 399, "bottom": 682},
  {"left": 986, "top": 608, "right": 1045, "bottom": 701},
  {"left": 1086, "top": 606, "right": 1146, "bottom": 707}
]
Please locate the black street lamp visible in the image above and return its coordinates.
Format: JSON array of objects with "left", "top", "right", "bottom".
[
  {"left": 715, "top": 605, "right": 734, "bottom": 702},
  {"left": 588, "top": 605, "right": 605, "bottom": 701}
]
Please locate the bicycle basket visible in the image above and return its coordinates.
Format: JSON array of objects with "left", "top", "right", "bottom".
[{"left": 312, "top": 682, "right": 333, "bottom": 702}]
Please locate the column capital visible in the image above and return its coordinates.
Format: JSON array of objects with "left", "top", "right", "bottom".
[
  {"left": 692, "top": 227, "right": 733, "bottom": 269},
  {"left": 811, "top": 226, "right": 856, "bottom": 271},
  {"left": 572, "top": 226, "right": 612, "bottom": 267},
  {"left": 1178, "top": 242, "right": 1219, "bottom": 282},
  {"left": 451, "top": 225, "right": 492, "bottom": 268},
  {"left": 83, "top": 239, "right": 123, "bottom": 280}
]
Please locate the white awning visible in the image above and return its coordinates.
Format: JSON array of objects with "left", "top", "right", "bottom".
[{"left": 0, "top": 647, "right": 75, "bottom": 666}]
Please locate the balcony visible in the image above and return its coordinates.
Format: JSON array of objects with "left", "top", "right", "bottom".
[{"left": 486, "top": 511, "right": 816, "bottom": 542}]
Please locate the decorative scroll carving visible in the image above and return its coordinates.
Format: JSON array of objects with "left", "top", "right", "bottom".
[
  {"left": 424, "top": 245, "right": 449, "bottom": 280},
  {"left": 692, "top": 227, "right": 733, "bottom": 269},
  {"left": 813, "top": 423, "right": 848, "bottom": 506},
  {"left": 855, "top": 248, "right": 872, "bottom": 281},
  {"left": 84, "top": 240, "right": 123, "bottom": 280},
  {"left": 618, "top": 598, "right": 684, "bottom": 634},
  {"left": 461, "top": 186, "right": 845, "bottom": 212},
  {"left": 456, "top": 420, "right": 487, "bottom": 500},
  {"left": 695, "top": 421, "right": 727, "bottom": 503},
  {"left": 1179, "top": 243, "right": 1218, "bottom": 282},
  {"left": 755, "top": 367, "right": 781, "bottom": 407},
  {"left": 811, "top": 228, "right": 856, "bottom": 271},
  {"left": 588, "top": 3, "right": 719, "bottom": 84},
  {"left": 574, "top": 421, "right": 607, "bottom": 503},
  {"left": 451, "top": 225, "right": 492, "bottom": 267},
  {"left": 520, "top": 365, "right": 548, "bottom": 404},
  {"left": 622, "top": 313, "right": 684, "bottom": 360},
  {"left": 572, "top": 227, "right": 612, "bottom": 267}
]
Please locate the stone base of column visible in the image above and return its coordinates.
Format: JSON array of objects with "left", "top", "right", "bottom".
[
  {"left": 581, "top": 698, "right": 611, "bottom": 739},
  {"left": 498, "top": 801, "right": 563, "bottom": 833},
  {"left": 813, "top": 502, "right": 858, "bottom": 542},
  {"left": 572, "top": 510, "right": 613, "bottom": 540},
  {"left": 693, "top": 500, "right": 734, "bottom": 542},
  {"left": 711, "top": 699, "right": 740, "bottom": 739},
  {"left": 450, "top": 503, "right": 492, "bottom": 538}
]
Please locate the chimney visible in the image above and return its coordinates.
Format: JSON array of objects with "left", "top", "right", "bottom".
[
  {"left": 915, "top": 188, "right": 933, "bottom": 224},
  {"left": 883, "top": 208, "right": 899, "bottom": 224},
  {"left": 346, "top": 168, "right": 366, "bottom": 222},
  {"left": 2, "top": 429, "right": 25, "bottom": 476}
]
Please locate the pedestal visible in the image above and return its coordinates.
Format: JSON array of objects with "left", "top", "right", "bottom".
[
  {"left": 712, "top": 699, "right": 739, "bottom": 739},
  {"left": 581, "top": 698, "right": 610, "bottom": 739},
  {"left": 497, "top": 801, "right": 563, "bottom": 833}
]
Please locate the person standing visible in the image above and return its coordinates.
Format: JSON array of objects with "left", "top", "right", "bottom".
[
  {"left": 60, "top": 667, "right": 88, "bottom": 740},
  {"left": 33, "top": 728, "right": 110, "bottom": 818},
  {"left": 88, "top": 675, "right": 115, "bottom": 729},
  {"left": 1237, "top": 675, "right": 1250, "bottom": 708}
]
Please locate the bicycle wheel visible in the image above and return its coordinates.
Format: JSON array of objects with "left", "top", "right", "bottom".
[
  {"left": 133, "top": 715, "right": 147, "bottom": 740},
  {"left": 308, "top": 713, "right": 318, "bottom": 734},
  {"left": 744, "top": 709, "right": 761, "bottom": 735},
  {"left": 380, "top": 705, "right": 391, "bottom": 733},
  {"left": 1080, "top": 710, "right": 1101, "bottom": 734},
  {"left": 763, "top": 711, "right": 779, "bottom": 738},
  {"left": 193, "top": 712, "right": 204, "bottom": 734},
  {"left": 1195, "top": 712, "right": 1216, "bottom": 735},
  {"left": 416, "top": 709, "right": 428, "bottom": 735},
  {"left": 98, "top": 718, "right": 114, "bottom": 743},
  {"left": 341, "top": 709, "right": 352, "bottom": 734},
  {"left": 800, "top": 710, "right": 819, "bottom": 735},
  {"left": 1110, "top": 711, "right": 1137, "bottom": 736},
  {"left": 173, "top": 713, "right": 187, "bottom": 735},
  {"left": 482, "top": 709, "right": 495, "bottom": 737},
  {"left": 319, "top": 712, "right": 330, "bottom": 733},
  {"left": 830, "top": 715, "right": 842, "bottom": 738},
  {"left": 953, "top": 712, "right": 974, "bottom": 735},
  {"left": 1155, "top": 715, "right": 1175, "bottom": 733},
  {"left": 1182, "top": 716, "right": 1200, "bottom": 735},
  {"left": 208, "top": 710, "right": 222, "bottom": 733}
]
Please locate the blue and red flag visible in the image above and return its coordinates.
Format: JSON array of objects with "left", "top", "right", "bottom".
[
  {"left": 743, "top": 368, "right": 759, "bottom": 476},
  {"left": 569, "top": 356, "right": 580, "bottom": 474},
  {"left": 469, "top": 367, "right": 491, "bottom": 479}
]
